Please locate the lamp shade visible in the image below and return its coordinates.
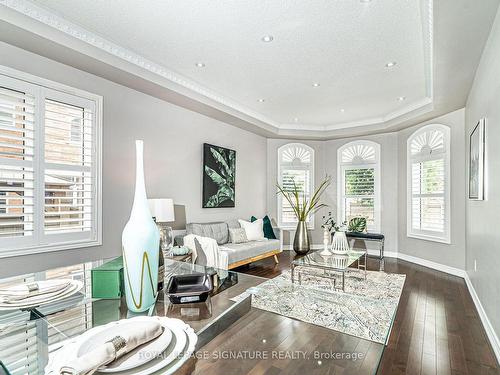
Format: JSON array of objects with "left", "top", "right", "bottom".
[{"left": 148, "top": 198, "right": 175, "bottom": 222}]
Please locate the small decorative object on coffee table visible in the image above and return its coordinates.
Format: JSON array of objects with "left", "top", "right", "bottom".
[
  {"left": 277, "top": 176, "right": 331, "bottom": 255},
  {"left": 320, "top": 227, "right": 331, "bottom": 256},
  {"left": 331, "top": 229, "right": 350, "bottom": 254}
]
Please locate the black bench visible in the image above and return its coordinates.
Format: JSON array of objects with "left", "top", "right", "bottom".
[{"left": 346, "top": 232, "right": 385, "bottom": 259}]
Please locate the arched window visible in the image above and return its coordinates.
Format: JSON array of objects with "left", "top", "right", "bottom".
[
  {"left": 277, "top": 143, "right": 314, "bottom": 229},
  {"left": 407, "top": 124, "right": 450, "bottom": 243},
  {"left": 338, "top": 140, "right": 381, "bottom": 232}
]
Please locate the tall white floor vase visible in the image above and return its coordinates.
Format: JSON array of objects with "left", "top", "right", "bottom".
[
  {"left": 330, "top": 231, "right": 350, "bottom": 254},
  {"left": 122, "top": 140, "right": 160, "bottom": 312}
]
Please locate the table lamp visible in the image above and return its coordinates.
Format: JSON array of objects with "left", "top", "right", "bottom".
[{"left": 148, "top": 198, "right": 175, "bottom": 252}]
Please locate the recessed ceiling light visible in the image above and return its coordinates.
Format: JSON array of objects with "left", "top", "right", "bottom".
[
  {"left": 360, "top": 0, "right": 372, "bottom": 2},
  {"left": 195, "top": 62, "right": 205, "bottom": 68},
  {"left": 340, "top": 109, "right": 345, "bottom": 113},
  {"left": 261, "top": 35, "right": 274, "bottom": 43},
  {"left": 294, "top": 117, "right": 299, "bottom": 122},
  {"left": 398, "top": 96, "right": 406, "bottom": 101},
  {"left": 385, "top": 61, "right": 396, "bottom": 68},
  {"left": 312, "top": 83, "right": 320, "bottom": 87},
  {"left": 258, "top": 98, "right": 265, "bottom": 103}
]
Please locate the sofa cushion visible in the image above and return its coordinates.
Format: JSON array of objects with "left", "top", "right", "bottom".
[
  {"left": 226, "top": 219, "right": 241, "bottom": 229},
  {"left": 251, "top": 215, "right": 277, "bottom": 240},
  {"left": 220, "top": 239, "right": 280, "bottom": 264},
  {"left": 238, "top": 219, "right": 265, "bottom": 241},
  {"left": 186, "top": 222, "right": 229, "bottom": 245},
  {"left": 229, "top": 228, "right": 248, "bottom": 244}
]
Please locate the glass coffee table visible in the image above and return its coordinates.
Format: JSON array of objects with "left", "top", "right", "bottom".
[{"left": 291, "top": 250, "right": 367, "bottom": 291}]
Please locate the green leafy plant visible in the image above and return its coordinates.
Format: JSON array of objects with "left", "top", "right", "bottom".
[
  {"left": 348, "top": 217, "right": 367, "bottom": 232},
  {"left": 205, "top": 147, "right": 235, "bottom": 207},
  {"left": 276, "top": 176, "right": 331, "bottom": 222},
  {"left": 321, "top": 211, "right": 346, "bottom": 233}
]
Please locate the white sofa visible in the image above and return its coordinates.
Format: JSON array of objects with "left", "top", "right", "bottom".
[{"left": 177, "top": 220, "right": 283, "bottom": 269}]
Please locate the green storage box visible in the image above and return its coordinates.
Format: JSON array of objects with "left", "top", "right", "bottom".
[{"left": 91, "top": 256, "right": 124, "bottom": 299}]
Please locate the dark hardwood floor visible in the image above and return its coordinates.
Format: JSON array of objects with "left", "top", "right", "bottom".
[{"left": 194, "top": 251, "right": 499, "bottom": 375}]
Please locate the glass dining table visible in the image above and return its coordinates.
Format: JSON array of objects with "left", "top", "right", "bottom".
[
  {"left": 0, "top": 254, "right": 393, "bottom": 375},
  {"left": 0, "top": 258, "right": 267, "bottom": 374}
]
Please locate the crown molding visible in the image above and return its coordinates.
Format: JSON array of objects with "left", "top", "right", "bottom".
[{"left": 0, "top": 0, "right": 434, "bottom": 136}]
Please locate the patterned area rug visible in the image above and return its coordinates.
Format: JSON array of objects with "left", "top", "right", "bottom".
[{"left": 232, "top": 268, "right": 405, "bottom": 344}]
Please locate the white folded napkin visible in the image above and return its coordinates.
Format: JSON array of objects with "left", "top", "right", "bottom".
[
  {"left": 59, "top": 321, "right": 163, "bottom": 375},
  {"left": 0, "top": 280, "right": 72, "bottom": 304}
]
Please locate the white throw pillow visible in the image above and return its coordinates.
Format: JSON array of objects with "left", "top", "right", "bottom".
[{"left": 238, "top": 219, "right": 265, "bottom": 241}]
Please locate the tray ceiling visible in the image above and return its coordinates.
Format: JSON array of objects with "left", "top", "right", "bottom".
[{"left": 0, "top": 0, "right": 496, "bottom": 138}]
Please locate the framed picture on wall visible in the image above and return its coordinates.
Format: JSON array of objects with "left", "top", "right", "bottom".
[
  {"left": 202, "top": 143, "right": 236, "bottom": 208},
  {"left": 469, "top": 118, "right": 485, "bottom": 200}
]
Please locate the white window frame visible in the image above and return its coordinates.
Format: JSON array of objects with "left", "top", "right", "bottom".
[
  {"left": 337, "top": 140, "right": 381, "bottom": 232},
  {"left": 406, "top": 124, "right": 451, "bottom": 244},
  {"left": 0, "top": 65, "right": 102, "bottom": 258},
  {"left": 277, "top": 143, "right": 315, "bottom": 230}
]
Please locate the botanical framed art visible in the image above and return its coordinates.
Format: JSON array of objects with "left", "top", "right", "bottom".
[
  {"left": 469, "top": 118, "right": 485, "bottom": 200},
  {"left": 202, "top": 143, "right": 236, "bottom": 208}
]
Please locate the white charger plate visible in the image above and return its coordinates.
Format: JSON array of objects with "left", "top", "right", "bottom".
[
  {"left": 0, "top": 280, "right": 83, "bottom": 311},
  {"left": 45, "top": 317, "right": 197, "bottom": 375},
  {"left": 75, "top": 319, "right": 173, "bottom": 373},
  {"left": 110, "top": 317, "right": 188, "bottom": 375},
  {"left": 158, "top": 321, "right": 197, "bottom": 375}
]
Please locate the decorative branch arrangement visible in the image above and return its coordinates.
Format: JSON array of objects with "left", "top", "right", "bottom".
[{"left": 276, "top": 176, "right": 331, "bottom": 221}]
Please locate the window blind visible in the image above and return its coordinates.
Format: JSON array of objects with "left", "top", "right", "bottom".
[
  {"left": 277, "top": 144, "right": 314, "bottom": 229},
  {"left": 280, "top": 169, "right": 310, "bottom": 225},
  {"left": 338, "top": 141, "right": 380, "bottom": 232},
  {"left": 0, "top": 71, "right": 101, "bottom": 255},
  {"left": 343, "top": 167, "right": 376, "bottom": 229},
  {"left": 44, "top": 99, "right": 94, "bottom": 235},
  {"left": 407, "top": 125, "right": 450, "bottom": 242},
  {"left": 411, "top": 159, "right": 445, "bottom": 232},
  {"left": 0, "top": 274, "right": 38, "bottom": 375},
  {"left": 0, "top": 86, "right": 35, "bottom": 240}
]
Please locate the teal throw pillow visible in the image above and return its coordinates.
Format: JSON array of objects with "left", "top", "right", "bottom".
[{"left": 250, "top": 215, "right": 277, "bottom": 239}]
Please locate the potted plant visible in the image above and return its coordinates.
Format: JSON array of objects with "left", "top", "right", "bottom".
[
  {"left": 321, "top": 212, "right": 347, "bottom": 255},
  {"left": 276, "top": 176, "right": 331, "bottom": 254}
]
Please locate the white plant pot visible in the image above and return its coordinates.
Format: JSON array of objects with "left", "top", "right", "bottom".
[{"left": 330, "top": 231, "right": 350, "bottom": 254}]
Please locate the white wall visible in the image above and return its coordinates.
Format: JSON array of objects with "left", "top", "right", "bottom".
[
  {"left": 0, "top": 42, "right": 267, "bottom": 277},
  {"left": 397, "top": 109, "right": 466, "bottom": 270},
  {"left": 465, "top": 5, "right": 500, "bottom": 348}
]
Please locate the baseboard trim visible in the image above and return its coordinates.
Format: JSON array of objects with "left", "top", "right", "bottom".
[
  {"left": 396, "top": 252, "right": 466, "bottom": 278},
  {"left": 305, "top": 243, "right": 499, "bottom": 364},
  {"left": 464, "top": 273, "right": 500, "bottom": 365}
]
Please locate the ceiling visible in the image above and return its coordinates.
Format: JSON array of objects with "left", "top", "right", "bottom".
[{"left": 0, "top": 0, "right": 499, "bottom": 138}]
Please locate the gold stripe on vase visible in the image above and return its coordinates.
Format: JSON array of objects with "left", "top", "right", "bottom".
[{"left": 122, "top": 250, "right": 156, "bottom": 310}]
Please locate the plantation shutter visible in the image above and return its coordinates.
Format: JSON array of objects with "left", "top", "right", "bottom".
[
  {"left": 43, "top": 94, "right": 95, "bottom": 241},
  {"left": 338, "top": 141, "right": 380, "bottom": 232},
  {"left": 0, "top": 72, "right": 101, "bottom": 255},
  {"left": 0, "top": 273, "right": 38, "bottom": 375},
  {"left": 0, "top": 85, "right": 35, "bottom": 244},
  {"left": 281, "top": 169, "right": 310, "bottom": 225},
  {"left": 278, "top": 144, "right": 314, "bottom": 228},
  {"left": 411, "top": 158, "right": 445, "bottom": 233},
  {"left": 407, "top": 125, "right": 450, "bottom": 242},
  {"left": 343, "top": 167, "right": 376, "bottom": 229}
]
